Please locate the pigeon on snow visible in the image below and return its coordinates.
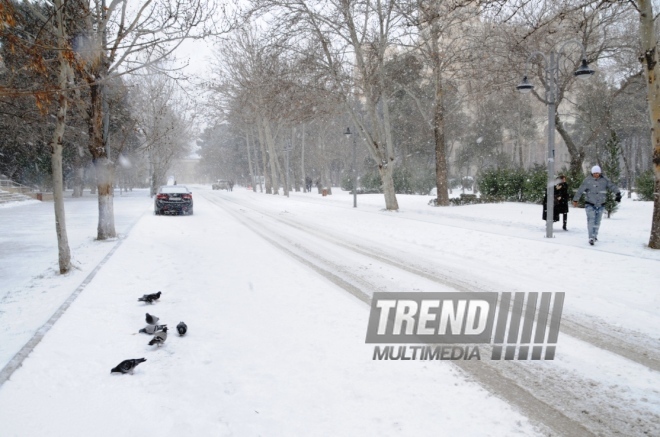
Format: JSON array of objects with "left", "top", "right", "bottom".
[
  {"left": 176, "top": 321, "right": 187, "bottom": 336},
  {"left": 139, "top": 324, "right": 167, "bottom": 334},
  {"left": 111, "top": 358, "right": 146, "bottom": 374},
  {"left": 138, "top": 291, "right": 161, "bottom": 304},
  {"left": 145, "top": 313, "right": 159, "bottom": 325},
  {"left": 148, "top": 327, "right": 168, "bottom": 346}
]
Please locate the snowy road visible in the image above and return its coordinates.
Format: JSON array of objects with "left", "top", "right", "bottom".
[
  {"left": 200, "top": 188, "right": 660, "bottom": 436},
  {"left": 0, "top": 186, "right": 658, "bottom": 436}
]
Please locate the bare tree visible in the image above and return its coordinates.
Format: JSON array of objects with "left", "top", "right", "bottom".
[
  {"left": 250, "top": 0, "right": 407, "bottom": 209},
  {"left": 73, "top": 0, "right": 229, "bottom": 239},
  {"left": 396, "top": 1, "right": 486, "bottom": 205},
  {"left": 129, "top": 71, "right": 195, "bottom": 195},
  {"left": 48, "top": 0, "right": 74, "bottom": 273},
  {"left": 0, "top": 0, "right": 88, "bottom": 273}
]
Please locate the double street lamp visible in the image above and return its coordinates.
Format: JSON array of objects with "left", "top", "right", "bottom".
[
  {"left": 344, "top": 127, "right": 358, "bottom": 208},
  {"left": 516, "top": 41, "right": 595, "bottom": 238}
]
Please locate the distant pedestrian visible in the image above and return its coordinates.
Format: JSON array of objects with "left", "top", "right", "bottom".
[
  {"left": 305, "top": 176, "right": 312, "bottom": 193},
  {"left": 541, "top": 176, "right": 566, "bottom": 225},
  {"left": 555, "top": 175, "right": 570, "bottom": 231},
  {"left": 572, "top": 166, "right": 621, "bottom": 245},
  {"left": 541, "top": 189, "right": 559, "bottom": 224}
]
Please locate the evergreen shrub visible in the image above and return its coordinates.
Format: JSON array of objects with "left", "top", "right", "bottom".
[
  {"left": 635, "top": 170, "right": 655, "bottom": 201},
  {"left": 477, "top": 165, "right": 547, "bottom": 204}
]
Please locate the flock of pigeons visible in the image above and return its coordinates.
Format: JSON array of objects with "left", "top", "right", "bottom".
[{"left": 110, "top": 291, "right": 187, "bottom": 375}]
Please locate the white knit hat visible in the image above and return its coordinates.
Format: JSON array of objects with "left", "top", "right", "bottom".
[{"left": 591, "top": 165, "right": 601, "bottom": 174}]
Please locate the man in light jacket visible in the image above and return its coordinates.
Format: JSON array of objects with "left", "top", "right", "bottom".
[{"left": 572, "top": 165, "right": 621, "bottom": 245}]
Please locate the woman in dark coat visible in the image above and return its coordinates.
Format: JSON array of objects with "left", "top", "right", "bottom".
[
  {"left": 542, "top": 175, "right": 569, "bottom": 229},
  {"left": 542, "top": 192, "right": 560, "bottom": 223},
  {"left": 555, "top": 175, "right": 569, "bottom": 230}
]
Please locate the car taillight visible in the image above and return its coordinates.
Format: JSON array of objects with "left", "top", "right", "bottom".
[
  {"left": 157, "top": 194, "right": 168, "bottom": 200},
  {"left": 182, "top": 194, "right": 192, "bottom": 200}
]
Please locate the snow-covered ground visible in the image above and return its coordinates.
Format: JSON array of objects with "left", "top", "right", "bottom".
[{"left": 0, "top": 186, "right": 658, "bottom": 436}]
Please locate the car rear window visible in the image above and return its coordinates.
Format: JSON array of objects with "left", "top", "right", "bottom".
[{"left": 160, "top": 186, "right": 189, "bottom": 194}]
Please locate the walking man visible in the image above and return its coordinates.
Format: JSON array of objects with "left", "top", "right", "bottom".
[{"left": 572, "top": 165, "right": 621, "bottom": 245}]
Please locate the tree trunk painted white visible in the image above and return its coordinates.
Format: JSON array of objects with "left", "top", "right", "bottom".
[
  {"left": 638, "top": 0, "right": 660, "bottom": 249},
  {"left": 95, "top": 157, "right": 116, "bottom": 239},
  {"left": 87, "top": 76, "right": 117, "bottom": 240}
]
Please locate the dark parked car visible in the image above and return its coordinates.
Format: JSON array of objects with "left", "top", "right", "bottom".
[
  {"left": 154, "top": 185, "right": 193, "bottom": 215},
  {"left": 212, "top": 180, "right": 230, "bottom": 190}
]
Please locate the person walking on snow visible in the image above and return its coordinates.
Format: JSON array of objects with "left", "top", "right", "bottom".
[
  {"left": 572, "top": 165, "right": 621, "bottom": 246},
  {"left": 542, "top": 175, "right": 569, "bottom": 226},
  {"left": 556, "top": 175, "right": 570, "bottom": 231}
]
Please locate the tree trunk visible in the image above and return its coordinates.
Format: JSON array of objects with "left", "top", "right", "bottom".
[
  {"left": 376, "top": 160, "right": 398, "bottom": 209},
  {"left": 430, "top": 22, "right": 450, "bottom": 207},
  {"left": 555, "top": 112, "right": 585, "bottom": 176},
  {"left": 639, "top": 0, "right": 660, "bottom": 249},
  {"left": 251, "top": 128, "right": 263, "bottom": 193},
  {"left": 51, "top": 81, "right": 71, "bottom": 272},
  {"left": 245, "top": 131, "right": 256, "bottom": 192},
  {"left": 87, "top": 78, "right": 117, "bottom": 240},
  {"left": 50, "top": 0, "right": 71, "bottom": 274},
  {"left": 379, "top": 164, "right": 398, "bottom": 210},
  {"left": 95, "top": 157, "right": 116, "bottom": 239},
  {"left": 51, "top": 134, "right": 71, "bottom": 274},
  {"left": 621, "top": 138, "right": 633, "bottom": 198},
  {"left": 300, "top": 123, "right": 306, "bottom": 190},
  {"left": 257, "top": 119, "right": 272, "bottom": 194},
  {"left": 263, "top": 119, "right": 280, "bottom": 194},
  {"left": 324, "top": 162, "right": 332, "bottom": 195}
]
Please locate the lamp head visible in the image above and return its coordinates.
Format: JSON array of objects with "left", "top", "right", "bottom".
[
  {"left": 344, "top": 127, "right": 351, "bottom": 136},
  {"left": 574, "top": 59, "right": 595, "bottom": 79},
  {"left": 516, "top": 76, "right": 534, "bottom": 93}
]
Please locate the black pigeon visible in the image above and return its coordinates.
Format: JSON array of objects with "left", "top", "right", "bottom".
[
  {"left": 138, "top": 291, "right": 161, "bottom": 304},
  {"left": 145, "top": 313, "right": 159, "bottom": 325},
  {"left": 111, "top": 358, "right": 146, "bottom": 374},
  {"left": 176, "top": 321, "right": 187, "bottom": 336},
  {"left": 139, "top": 324, "right": 167, "bottom": 334},
  {"left": 148, "top": 327, "right": 168, "bottom": 346}
]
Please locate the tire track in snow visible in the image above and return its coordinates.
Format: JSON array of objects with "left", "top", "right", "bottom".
[
  {"left": 211, "top": 192, "right": 660, "bottom": 372},
  {"left": 204, "top": 192, "right": 604, "bottom": 437}
]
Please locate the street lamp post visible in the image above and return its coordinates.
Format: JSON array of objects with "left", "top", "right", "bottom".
[
  {"left": 516, "top": 41, "right": 594, "bottom": 238},
  {"left": 344, "top": 127, "right": 357, "bottom": 208}
]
